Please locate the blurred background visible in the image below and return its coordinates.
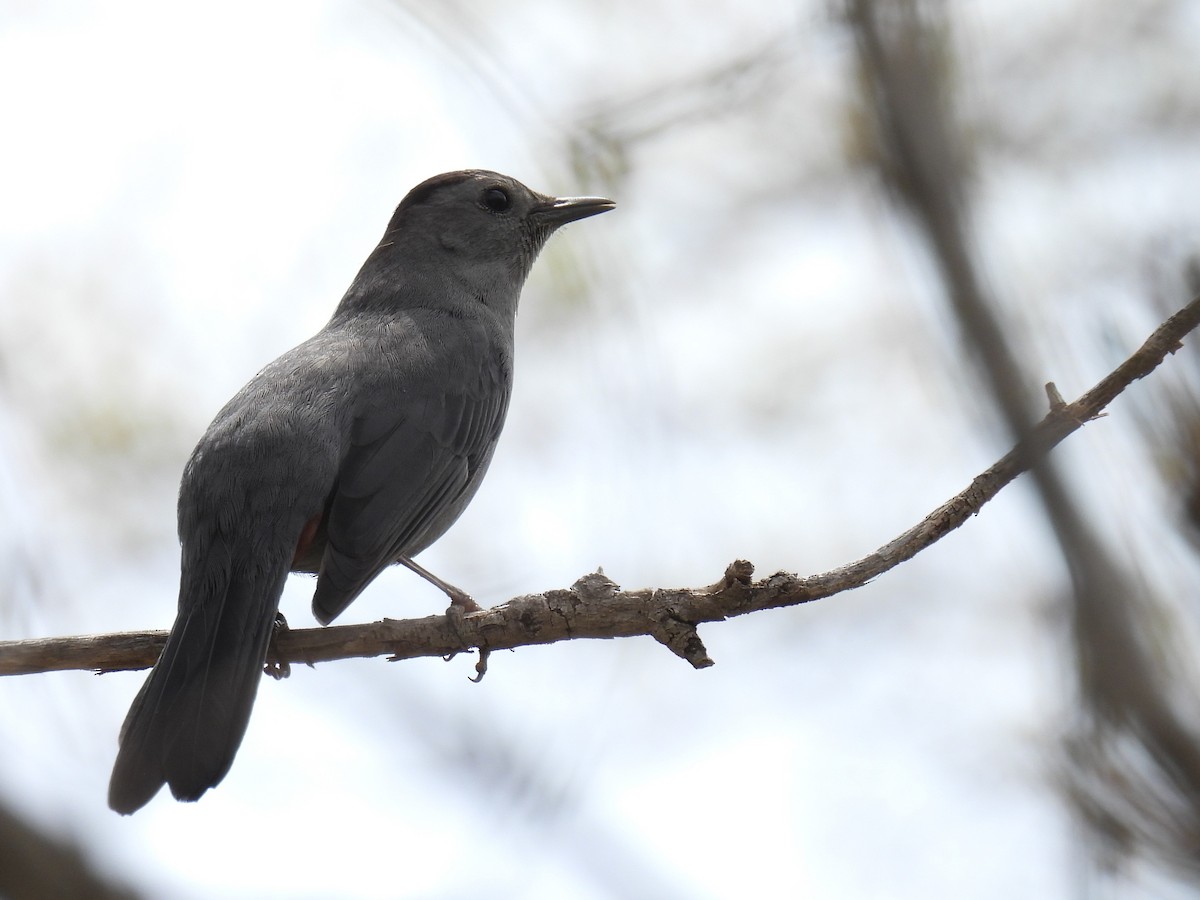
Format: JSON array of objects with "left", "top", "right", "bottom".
[{"left": 4, "top": 0, "right": 1200, "bottom": 896}]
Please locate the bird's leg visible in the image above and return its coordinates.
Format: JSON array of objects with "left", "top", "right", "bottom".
[
  {"left": 400, "top": 557, "right": 491, "bottom": 679},
  {"left": 397, "top": 557, "right": 481, "bottom": 613}
]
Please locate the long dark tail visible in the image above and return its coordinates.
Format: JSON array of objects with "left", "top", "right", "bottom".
[{"left": 108, "top": 552, "right": 289, "bottom": 814}]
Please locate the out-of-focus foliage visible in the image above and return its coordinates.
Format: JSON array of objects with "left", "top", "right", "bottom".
[{"left": 2, "top": 0, "right": 1200, "bottom": 897}]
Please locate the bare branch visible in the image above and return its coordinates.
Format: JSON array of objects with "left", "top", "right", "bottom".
[{"left": 1, "top": 294, "right": 1196, "bottom": 679}]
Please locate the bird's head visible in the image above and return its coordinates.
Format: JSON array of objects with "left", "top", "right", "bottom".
[{"left": 358, "top": 170, "right": 613, "bottom": 313}]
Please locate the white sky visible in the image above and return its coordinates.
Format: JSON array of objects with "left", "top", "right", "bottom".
[{"left": 3, "top": 0, "right": 1200, "bottom": 898}]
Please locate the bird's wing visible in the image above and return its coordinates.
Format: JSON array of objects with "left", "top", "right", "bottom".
[{"left": 311, "top": 350, "right": 510, "bottom": 624}]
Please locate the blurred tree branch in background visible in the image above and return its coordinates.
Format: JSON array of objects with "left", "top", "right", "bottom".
[
  {"left": 1138, "top": 260, "right": 1200, "bottom": 549},
  {"left": 847, "top": 0, "right": 1200, "bottom": 881},
  {"left": 0, "top": 800, "right": 140, "bottom": 900},
  {"left": 2, "top": 294, "right": 1198, "bottom": 682}
]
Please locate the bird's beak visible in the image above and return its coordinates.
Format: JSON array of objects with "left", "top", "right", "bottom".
[{"left": 533, "top": 195, "right": 616, "bottom": 227}]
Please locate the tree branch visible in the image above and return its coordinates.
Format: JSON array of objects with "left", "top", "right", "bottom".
[{"left": 2, "top": 294, "right": 1198, "bottom": 679}]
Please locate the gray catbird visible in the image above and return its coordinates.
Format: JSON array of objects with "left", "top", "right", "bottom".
[{"left": 108, "top": 170, "right": 614, "bottom": 814}]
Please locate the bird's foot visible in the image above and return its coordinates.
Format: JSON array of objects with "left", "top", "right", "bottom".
[
  {"left": 264, "top": 612, "right": 292, "bottom": 680},
  {"left": 447, "top": 588, "right": 481, "bottom": 614},
  {"left": 442, "top": 595, "right": 489, "bottom": 682},
  {"left": 444, "top": 595, "right": 478, "bottom": 637},
  {"left": 396, "top": 556, "right": 487, "bottom": 679}
]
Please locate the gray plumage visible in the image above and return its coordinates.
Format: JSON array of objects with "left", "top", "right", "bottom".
[{"left": 108, "top": 170, "right": 614, "bottom": 814}]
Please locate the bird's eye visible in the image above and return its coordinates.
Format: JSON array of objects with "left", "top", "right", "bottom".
[{"left": 481, "top": 187, "right": 511, "bottom": 212}]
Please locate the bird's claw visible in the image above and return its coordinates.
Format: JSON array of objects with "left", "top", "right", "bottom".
[{"left": 469, "top": 648, "right": 490, "bottom": 683}]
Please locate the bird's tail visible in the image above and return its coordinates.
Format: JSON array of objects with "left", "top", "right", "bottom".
[{"left": 108, "top": 551, "right": 289, "bottom": 815}]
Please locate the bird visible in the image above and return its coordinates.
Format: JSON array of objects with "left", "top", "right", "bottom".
[{"left": 108, "top": 170, "right": 615, "bottom": 814}]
